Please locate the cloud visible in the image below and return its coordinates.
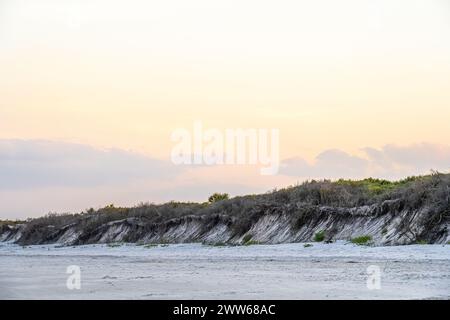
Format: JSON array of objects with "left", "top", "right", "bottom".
[
  {"left": 0, "top": 139, "right": 181, "bottom": 189},
  {"left": 281, "top": 149, "right": 370, "bottom": 179},
  {"left": 281, "top": 143, "right": 450, "bottom": 180},
  {"left": 364, "top": 143, "right": 450, "bottom": 173}
]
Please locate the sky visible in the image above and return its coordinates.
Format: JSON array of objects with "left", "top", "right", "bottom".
[{"left": 1, "top": 0, "right": 450, "bottom": 218}]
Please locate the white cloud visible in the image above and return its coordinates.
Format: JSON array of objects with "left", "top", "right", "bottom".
[
  {"left": 281, "top": 143, "right": 450, "bottom": 180},
  {"left": 0, "top": 139, "right": 181, "bottom": 189},
  {"left": 281, "top": 149, "right": 370, "bottom": 179}
]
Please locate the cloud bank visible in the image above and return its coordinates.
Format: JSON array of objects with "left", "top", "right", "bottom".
[
  {"left": 0, "top": 139, "right": 180, "bottom": 189},
  {"left": 281, "top": 143, "right": 450, "bottom": 180}
]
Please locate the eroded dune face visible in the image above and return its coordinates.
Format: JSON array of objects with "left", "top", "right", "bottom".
[{"left": 1, "top": 199, "right": 448, "bottom": 246}]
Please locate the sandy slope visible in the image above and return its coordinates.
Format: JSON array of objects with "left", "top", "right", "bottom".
[{"left": 0, "top": 242, "right": 448, "bottom": 300}]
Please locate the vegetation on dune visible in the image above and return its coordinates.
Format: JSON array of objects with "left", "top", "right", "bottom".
[
  {"left": 242, "top": 234, "right": 253, "bottom": 243},
  {"left": 5, "top": 172, "right": 449, "bottom": 245},
  {"left": 0, "top": 219, "right": 26, "bottom": 226},
  {"left": 314, "top": 231, "right": 326, "bottom": 242},
  {"left": 335, "top": 176, "right": 420, "bottom": 195},
  {"left": 237, "top": 234, "right": 259, "bottom": 246},
  {"left": 208, "top": 193, "right": 230, "bottom": 203},
  {"left": 350, "top": 235, "right": 372, "bottom": 245}
]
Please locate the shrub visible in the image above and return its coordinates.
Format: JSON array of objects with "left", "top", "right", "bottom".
[
  {"left": 304, "top": 243, "right": 313, "bottom": 248},
  {"left": 242, "top": 234, "right": 253, "bottom": 244},
  {"left": 350, "top": 235, "right": 372, "bottom": 245},
  {"left": 208, "top": 193, "right": 230, "bottom": 203},
  {"left": 314, "top": 231, "right": 325, "bottom": 242},
  {"left": 0, "top": 219, "right": 25, "bottom": 226}
]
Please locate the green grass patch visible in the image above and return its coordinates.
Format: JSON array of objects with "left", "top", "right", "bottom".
[
  {"left": 242, "top": 234, "right": 253, "bottom": 243},
  {"left": 350, "top": 235, "right": 372, "bottom": 245},
  {"left": 0, "top": 219, "right": 26, "bottom": 226},
  {"left": 241, "top": 234, "right": 259, "bottom": 246},
  {"left": 144, "top": 244, "right": 158, "bottom": 249},
  {"left": 314, "top": 231, "right": 325, "bottom": 242},
  {"left": 303, "top": 243, "right": 313, "bottom": 248},
  {"left": 336, "top": 176, "right": 419, "bottom": 195}
]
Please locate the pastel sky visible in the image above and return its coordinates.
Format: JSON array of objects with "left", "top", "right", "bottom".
[{"left": 1, "top": 0, "right": 449, "bottom": 218}]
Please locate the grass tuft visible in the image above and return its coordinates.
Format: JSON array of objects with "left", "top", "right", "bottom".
[
  {"left": 314, "top": 231, "right": 325, "bottom": 242},
  {"left": 350, "top": 235, "right": 372, "bottom": 245},
  {"left": 242, "top": 234, "right": 253, "bottom": 244}
]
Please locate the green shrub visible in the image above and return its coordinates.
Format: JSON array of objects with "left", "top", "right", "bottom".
[
  {"left": 241, "top": 234, "right": 260, "bottom": 245},
  {"left": 304, "top": 243, "right": 313, "bottom": 248},
  {"left": 314, "top": 231, "right": 325, "bottom": 242},
  {"left": 208, "top": 193, "right": 229, "bottom": 203},
  {"left": 350, "top": 235, "right": 372, "bottom": 245},
  {"left": 242, "top": 234, "right": 253, "bottom": 243},
  {"left": 416, "top": 240, "right": 428, "bottom": 245}
]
